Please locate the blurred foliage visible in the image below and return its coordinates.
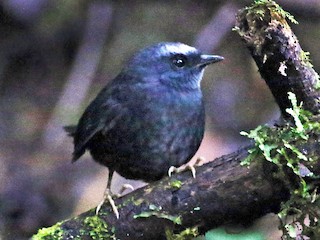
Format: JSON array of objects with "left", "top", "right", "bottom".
[{"left": 204, "top": 227, "right": 264, "bottom": 240}]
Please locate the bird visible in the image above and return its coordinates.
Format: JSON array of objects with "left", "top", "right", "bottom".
[{"left": 65, "top": 42, "right": 223, "bottom": 218}]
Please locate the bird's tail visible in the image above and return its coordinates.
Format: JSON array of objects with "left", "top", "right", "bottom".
[
  {"left": 63, "top": 125, "right": 84, "bottom": 162},
  {"left": 63, "top": 125, "right": 82, "bottom": 162},
  {"left": 64, "top": 125, "right": 77, "bottom": 137}
]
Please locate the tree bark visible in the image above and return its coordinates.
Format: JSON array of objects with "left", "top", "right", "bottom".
[
  {"left": 60, "top": 147, "right": 293, "bottom": 239},
  {"left": 234, "top": 1, "right": 320, "bottom": 119},
  {"left": 33, "top": 1, "right": 320, "bottom": 239}
]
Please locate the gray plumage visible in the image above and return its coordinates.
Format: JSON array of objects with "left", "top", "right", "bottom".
[{"left": 66, "top": 42, "right": 223, "bottom": 182}]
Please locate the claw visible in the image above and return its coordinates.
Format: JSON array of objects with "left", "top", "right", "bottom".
[
  {"left": 168, "top": 166, "right": 178, "bottom": 177},
  {"left": 186, "top": 156, "right": 205, "bottom": 178},
  {"left": 95, "top": 169, "right": 120, "bottom": 219},
  {"left": 187, "top": 165, "right": 196, "bottom": 178},
  {"left": 95, "top": 170, "right": 135, "bottom": 219},
  {"left": 168, "top": 157, "right": 205, "bottom": 178},
  {"left": 96, "top": 189, "right": 119, "bottom": 219},
  {"left": 194, "top": 156, "right": 205, "bottom": 166},
  {"left": 116, "top": 183, "right": 135, "bottom": 197}
]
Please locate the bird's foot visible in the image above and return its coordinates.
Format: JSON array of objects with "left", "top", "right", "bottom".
[
  {"left": 95, "top": 184, "right": 135, "bottom": 219},
  {"left": 96, "top": 189, "right": 119, "bottom": 219},
  {"left": 115, "top": 183, "right": 135, "bottom": 198},
  {"left": 168, "top": 157, "right": 204, "bottom": 178}
]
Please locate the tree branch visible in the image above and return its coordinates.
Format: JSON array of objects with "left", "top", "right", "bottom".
[
  {"left": 234, "top": 1, "right": 320, "bottom": 118},
  {"left": 33, "top": 135, "right": 320, "bottom": 239}
]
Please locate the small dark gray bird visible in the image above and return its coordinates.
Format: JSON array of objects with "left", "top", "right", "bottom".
[{"left": 66, "top": 42, "right": 223, "bottom": 218}]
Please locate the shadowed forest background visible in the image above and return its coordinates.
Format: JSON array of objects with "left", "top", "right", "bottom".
[{"left": 0, "top": 0, "right": 319, "bottom": 239}]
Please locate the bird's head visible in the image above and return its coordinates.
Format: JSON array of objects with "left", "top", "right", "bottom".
[{"left": 123, "top": 42, "right": 223, "bottom": 91}]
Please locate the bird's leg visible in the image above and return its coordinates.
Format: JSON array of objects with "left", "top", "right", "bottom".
[
  {"left": 168, "top": 157, "right": 204, "bottom": 178},
  {"left": 96, "top": 170, "right": 120, "bottom": 219}
]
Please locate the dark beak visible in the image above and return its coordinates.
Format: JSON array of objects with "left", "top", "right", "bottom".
[{"left": 199, "top": 54, "right": 224, "bottom": 67}]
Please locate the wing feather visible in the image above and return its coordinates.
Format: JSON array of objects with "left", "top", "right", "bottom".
[{"left": 72, "top": 85, "right": 126, "bottom": 161}]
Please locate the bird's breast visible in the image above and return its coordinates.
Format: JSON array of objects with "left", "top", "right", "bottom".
[
  {"left": 119, "top": 88, "right": 205, "bottom": 153},
  {"left": 90, "top": 86, "right": 205, "bottom": 181}
]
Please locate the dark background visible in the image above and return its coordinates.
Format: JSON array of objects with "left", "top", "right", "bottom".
[{"left": 0, "top": 0, "right": 319, "bottom": 239}]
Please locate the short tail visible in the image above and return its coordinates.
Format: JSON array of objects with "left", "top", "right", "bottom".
[
  {"left": 64, "top": 125, "right": 82, "bottom": 162},
  {"left": 64, "top": 125, "right": 77, "bottom": 137}
]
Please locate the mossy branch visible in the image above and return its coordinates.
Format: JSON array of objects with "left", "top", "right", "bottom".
[
  {"left": 234, "top": 0, "right": 320, "bottom": 119},
  {"left": 33, "top": 129, "right": 320, "bottom": 239}
]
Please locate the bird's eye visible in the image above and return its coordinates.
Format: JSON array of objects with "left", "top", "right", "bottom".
[{"left": 171, "top": 54, "right": 187, "bottom": 68}]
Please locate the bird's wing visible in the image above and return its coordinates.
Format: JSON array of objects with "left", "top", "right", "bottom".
[{"left": 72, "top": 85, "right": 127, "bottom": 161}]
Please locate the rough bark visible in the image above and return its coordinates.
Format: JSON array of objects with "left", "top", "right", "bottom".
[
  {"left": 234, "top": 1, "right": 320, "bottom": 118},
  {"left": 34, "top": 135, "right": 320, "bottom": 240},
  {"left": 58, "top": 147, "right": 288, "bottom": 239}
]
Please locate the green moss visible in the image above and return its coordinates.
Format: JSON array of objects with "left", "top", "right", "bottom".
[
  {"left": 241, "top": 92, "right": 320, "bottom": 168},
  {"left": 118, "top": 196, "right": 135, "bottom": 208},
  {"left": 165, "top": 226, "right": 199, "bottom": 240},
  {"left": 170, "top": 179, "right": 183, "bottom": 189},
  {"left": 314, "top": 77, "right": 320, "bottom": 90},
  {"left": 81, "top": 215, "right": 115, "bottom": 240},
  {"left": 133, "top": 198, "right": 144, "bottom": 206},
  {"left": 241, "top": 92, "right": 320, "bottom": 239},
  {"left": 233, "top": 0, "right": 299, "bottom": 57},
  {"left": 299, "top": 50, "right": 320, "bottom": 88},
  {"left": 300, "top": 51, "right": 313, "bottom": 67},
  {"left": 249, "top": 0, "right": 298, "bottom": 24},
  {"left": 32, "top": 221, "right": 64, "bottom": 240},
  {"left": 134, "top": 204, "right": 182, "bottom": 225}
]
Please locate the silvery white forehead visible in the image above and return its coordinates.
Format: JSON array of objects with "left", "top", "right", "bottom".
[
  {"left": 157, "top": 42, "right": 198, "bottom": 57},
  {"left": 127, "top": 42, "right": 200, "bottom": 67}
]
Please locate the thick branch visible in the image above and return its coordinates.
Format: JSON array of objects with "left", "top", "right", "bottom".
[
  {"left": 235, "top": 1, "right": 320, "bottom": 118},
  {"left": 34, "top": 134, "right": 320, "bottom": 239}
]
